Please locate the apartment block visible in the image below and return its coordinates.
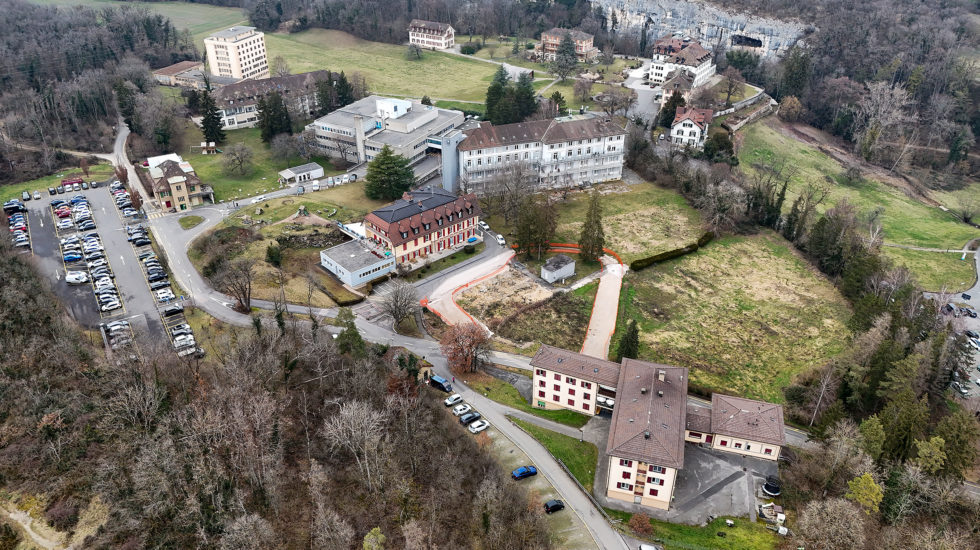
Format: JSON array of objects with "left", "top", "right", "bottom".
[
  {"left": 649, "top": 35, "right": 716, "bottom": 88},
  {"left": 213, "top": 70, "right": 330, "bottom": 129},
  {"left": 534, "top": 28, "right": 599, "bottom": 62},
  {"left": 408, "top": 19, "right": 455, "bottom": 49},
  {"left": 530, "top": 344, "right": 621, "bottom": 415},
  {"left": 204, "top": 26, "right": 269, "bottom": 80}
]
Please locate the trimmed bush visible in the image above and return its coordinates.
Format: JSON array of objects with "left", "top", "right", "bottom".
[
  {"left": 464, "top": 244, "right": 476, "bottom": 254},
  {"left": 629, "top": 231, "right": 715, "bottom": 271},
  {"left": 460, "top": 43, "right": 479, "bottom": 55},
  {"left": 697, "top": 231, "right": 715, "bottom": 247}
]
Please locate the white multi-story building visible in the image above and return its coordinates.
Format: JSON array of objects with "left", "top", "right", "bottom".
[
  {"left": 649, "top": 35, "right": 716, "bottom": 88},
  {"left": 204, "top": 26, "right": 269, "bottom": 81},
  {"left": 670, "top": 107, "right": 714, "bottom": 149},
  {"left": 530, "top": 345, "right": 622, "bottom": 415},
  {"left": 408, "top": 19, "right": 455, "bottom": 49},
  {"left": 458, "top": 114, "right": 626, "bottom": 193}
]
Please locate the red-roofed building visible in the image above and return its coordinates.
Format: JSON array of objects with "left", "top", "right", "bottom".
[
  {"left": 535, "top": 28, "right": 599, "bottom": 62},
  {"left": 670, "top": 107, "right": 714, "bottom": 148},
  {"left": 363, "top": 186, "right": 481, "bottom": 265}
]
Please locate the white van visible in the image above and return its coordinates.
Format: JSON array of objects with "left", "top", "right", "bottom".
[
  {"left": 325, "top": 176, "right": 334, "bottom": 186},
  {"left": 341, "top": 174, "right": 351, "bottom": 184},
  {"left": 309, "top": 180, "right": 320, "bottom": 192}
]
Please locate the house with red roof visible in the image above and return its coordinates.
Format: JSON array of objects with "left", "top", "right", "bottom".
[{"left": 670, "top": 107, "right": 714, "bottom": 149}]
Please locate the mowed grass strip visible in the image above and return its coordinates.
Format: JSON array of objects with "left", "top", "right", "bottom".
[
  {"left": 266, "top": 30, "right": 498, "bottom": 102},
  {"left": 739, "top": 120, "right": 980, "bottom": 249},
  {"left": 178, "top": 215, "right": 204, "bottom": 229},
  {"left": 1, "top": 163, "right": 115, "bottom": 202},
  {"left": 604, "top": 510, "right": 776, "bottom": 550},
  {"left": 881, "top": 247, "right": 977, "bottom": 293},
  {"left": 615, "top": 231, "right": 851, "bottom": 403},
  {"left": 464, "top": 370, "right": 591, "bottom": 429},
  {"left": 510, "top": 417, "right": 598, "bottom": 492}
]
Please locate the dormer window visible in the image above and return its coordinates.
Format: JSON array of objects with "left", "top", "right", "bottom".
[
  {"left": 437, "top": 218, "right": 443, "bottom": 226},
  {"left": 401, "top": 232, "right": 408, "bottom": 238},
  {"left": 448, "top": 214, "right": 453, "bottom": 221},
  {"left": 423, "top": 223, "right": 430, "bottom": 230},
  {"left": 412, "top": 227, "right": 419, "bottom": 234}
]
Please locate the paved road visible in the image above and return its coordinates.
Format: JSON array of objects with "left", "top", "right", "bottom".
[
  {"left": 580, "top": 257, "right": 626, "bottom": 358},
  {"left": 423, "top": 243, "right": 515, "bottom": 328}
]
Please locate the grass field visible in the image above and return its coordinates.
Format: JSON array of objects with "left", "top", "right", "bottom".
[
  {"left": 409, "top": 242, "right": 485, "bottom": 281},
  {"left": 178, "top": 215, "right": 204, "bottom": 229},
  {"left": 266, "top": 30, "right": 498, "bottom": 102},
  {"left": 484, "top": 181, "right": 704, "bottom": 264},
  {"left": 0, "top": 163, "right": 115, "bottom": 202},
  {"left": 434, "top": 100, "right": 486, "bottom": 115},
  {"left": 882, "top": 248, "right": 977, "bottom": 292},
  {"left": 613, "top": 231, "right": 852, "bottom": 403},
  {"left": 511, "top": 417, "right": 598, "bottom": 492},
  {"left": 179, "top": 124, "right": 344, "bottom": 201},
  {"left": 464, "top": 370, "right": 591, "bottom": 428},
  {"left": 605, "top": 510, "right": 776, "bottom": 550},
  {"left": 739, "top": 120, "right": 980, "bottom": 250}
]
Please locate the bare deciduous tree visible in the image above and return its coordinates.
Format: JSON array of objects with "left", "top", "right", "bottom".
[
  {"left": 795, "top": 498, "right": 866, "bottom": 550},
  {"left": 573, "top": 78, "right": 592, "bottom": 103},
  {"left": 271, "top": 55, "right": 290, "bottom": 77},
  {"left": 320, "top": 400, "right": 388, "bottom": 490},
  {"left": 210, "top": 257, "right": 256, "bottom": 312},
  {"left": 855, "top": 82, "right": 913, "bottom": 161},
  {"left": 222, "top": 143, "right": 253, "bottom": 176},
  {"left": 381, "top": 280, "right": 419, "bottom": 326},
  {"left": 722, "top": 66, "right": 745, "bottom": 106},
  {"left": 219, "top": 514, "right": 276, "bottom": 550}
]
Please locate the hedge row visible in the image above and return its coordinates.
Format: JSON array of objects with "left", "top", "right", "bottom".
[{"left": 629, "top": 231, "right": 715, "bottom": 272}]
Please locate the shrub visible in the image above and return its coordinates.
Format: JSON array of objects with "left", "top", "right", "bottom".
[
  {"left": 45, "top": 498, "right": 80, "bottom": 531},
  {"left": 0, "top": 524, "right": 19, "bottom": 550},
  {"left": 460, "top": 43, "right": 479, "bottom": 55},
  {"left": 265, "top": 243, "right": 282, "bottom": 267},
  {"left": 464, "top": 244, "right": 475, "bottom": 254},
  {"left": 628, "top": 513, "right": 653, "bottom": 536},
  {"left": 630, "top": 243, "right": 699, "bottom": 271}
]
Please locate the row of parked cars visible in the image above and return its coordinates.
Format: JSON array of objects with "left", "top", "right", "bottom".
[
  {"left": 444, "top": 393, "right": 491, "bottom": 434},
  {"left": 52, "top": 195, "right": 97, "bottom": 233},
  {"left": 62, "top": 232, "right": 122, "bottom": 313},
  {"left": 109, "top": 181, "right": 139, "bottom": 219},
  {"left": 5, "top": 200, "right": 30, "bottom": 250},
  {"left": 102, "top": 319, "right": 133, "bottom": 351}
]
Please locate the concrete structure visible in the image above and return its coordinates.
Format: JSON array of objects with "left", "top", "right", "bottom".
[
  {"left": 535, "top": 28, "right": 599, "bottom": 62},
  {"left": 606, "top": 360, "right": 688, "bottom": 510},
  {"left": 530, "top": 345, "right": 620, "bottom": 415},
  {"left": 670, "top": 107, "right": 714, "bottom": 149},
  {"left": 307, "top": 96, "right": 464, "bottom": 173},
  {"left": 147, "top": 157, "right": 213, "bottom": 210},
  {"left": 153, "top": 61, "right": 239, "bottom": 90},
  {"left": 278, "top": 162, "right": 324, "bottom": 184},
  {"left": 213, "top": 70, "right": 329, "bottom": 129},
  {"left": 649, "top": 36, "right": 716, "bottom": 88},
  {"left": 457, "top": 114, "right": 626, "bottom": 193},
  {"left": 541, "top": 254, "right": 576, "bottom": 283},
  {"left": 363, "top": 187, "right": 481, "bottom": 265},
  {"left": 204, "top": 26, "right": 269, "bottom": 80},
  {"left": 152, "top": 61, "right": 203, "bottom": 86},
  {"left": 408, "top": 19, "right": 455, "bottom": 49},
  {"left": 319, "top": 238, "right": 395, "bottom": 287}
]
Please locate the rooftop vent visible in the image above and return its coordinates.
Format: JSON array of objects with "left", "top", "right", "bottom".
[
  {"left": 644, "top": 431, "right": 650, "bottom": 439},
  {"left": 557, "top": 358, "right": 564, "bottom": 363},
  {"left": 657, "top": 390, "right": 664, "bottom": 397},
  {"left": 661, "top": 423, "right": 669, "bottom": 430},
  {"left": 657, "top": 370, "right": 666, "bottom": 382},
  {"left": 593, "top": 367, "right": 599, "bottom": 373},
  {"left": 641, "top": 387, "right": 647, "bottom": 394},
  {"left": 628, "top": 418, "right": 634, "bottom": 423}
]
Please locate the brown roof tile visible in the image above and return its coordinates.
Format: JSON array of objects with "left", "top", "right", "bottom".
[
  {"left": 153, "top": 60, "right": 203, "bottom": 77},
  {"left": 409, "top": 19, "right": 453, "bottom": 34},
  {"left": 606, "top": 359, "right": 689, "bottom": 469},
  {"left": 685, "top": 404, "right": 712, "bottom": 433},
  {"left": 530, "top": 344, "right": 621, "bottom": 387},
  {"left": 541, "top": 28, "right": 594, "bottom": 42},
  {"left": 672, "top": 107, "right": 714, "bottom": 130},
  {"left": 214, "top": 70, "right": 331, "bottom": 109},
  {"left": 710, "top": 394, "right": 785, "bottom": 446}
]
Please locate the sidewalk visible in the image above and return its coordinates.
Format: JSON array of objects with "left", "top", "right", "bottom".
[{"left": 580, "top": 256, "right": 626, "bottom": 359}]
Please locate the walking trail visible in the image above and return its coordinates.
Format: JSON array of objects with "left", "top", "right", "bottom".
[{"left": 580, "top": 255, "right": 626, "bottom": 359}]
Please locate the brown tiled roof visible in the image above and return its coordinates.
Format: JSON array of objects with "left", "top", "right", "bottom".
[
  {"left": 213, "top": 70, "right": 331, "bottom": 108},
  {"left": 153, "top": 160, "right": 201, "bottom": 194},
  {"left": 672, "top": 107, "right": 714, "bottom": 130},
  {"left": 530, "top": 344, "right": 621, "bottom": 387},
  {"left": 674, "top": 43, "right": 712, "bottom": 66},
  {"left": 652, "top": 36, "right": 712, "bottom": 66},
  {"left": 606, "top": 359, "right": 688, "bottom": 469},
  {"left": 458, "top": 117, "right": 625, "bottom": 152},
  {"left": 663, "top": 69, "right": 694, "bottom": 92},
  {"left": 541, "top": 28, "right": 593, "bottom": 42},
  {"left": 153, "top": 60, "right": 203, "bottom": 76},
  {"left": 364, "top": 187, "right": 481, "bottom": 248},
  {"left": 710, "top": 394, "right": 785, "bottom": 446},
  {"left": 652, "top": 36, "right": 686, "bottom": 55},
  {"left": 408, "top": 19, "right": 453, "bottom": 34},
  {"left": 685, "top": 404, "right": 712, "bottom": 433}
]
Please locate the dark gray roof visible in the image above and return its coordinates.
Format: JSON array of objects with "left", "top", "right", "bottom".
[
  {"left": 542, "top": 28, "right": 594, "bottom": 42},
  {"left": 408, "top": 19, "right": 453, "bottom": 33},
  {"left": 543, "top": 254, "right": 575, "bottom": 272},
  {"left": 286, "top": 162, "right": 323, "bottom": 175},
  {"left": 369, "top": 186, "right": 458, "bottom": 224}
]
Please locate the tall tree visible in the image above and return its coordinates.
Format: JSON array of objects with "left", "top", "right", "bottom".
[
  {"left": 549, "top": 91, "right": 567, "bottom": 116},
  {"left": 364, "top": 145, "right": 415, "bottom": 200},
  {"left": 513, "top": 72, "right": 537, "bottom": 119},
  {"left": 199, "top": 88, "right": 226, "bottom": 144},
  {"left": 484, "top": 80, "right": 506, "bottom": 124},
  {"left": 335, "top": 72, "right": 354, "bottom": 107},
  {"left": 551, "top": 32, "right": 578, "bottom": 81},
  {"left": 513, "top": 198, "right": 557, "bottom": 260},
  {"left": 335, "top": 307, "right": 365, "bottom": 357},
  {"left": 579, "top": 188, "right": 605, "bottom": 263},
  {"left": 315, "top": 75, "right": 338, "bottom": 116},
  {"left": 780, "top": 46, "right": 812, "bottom": 100},
  {"left": 257, "top": 91, "right": 292, "bottom": 143},
  {"left": 658, "top": 91, "right": 685, "bottom": 128},
  {"left": 933, "top": 409, "right": 979, "bottom": 478},
  {"left": 795, "top": 498, "right": 866, "bottom": 550},
  {"left": 721, "top": 66, "right": 745, "bottom": 106},
  {"left": 440, "top": 324, "right": 491, "bottom": 373},
  {"left": 845, "top": 473, "right": 883, "bottom": 515},
  {"left": 616, "top": 320, "right": 639, "bottom": 362}
]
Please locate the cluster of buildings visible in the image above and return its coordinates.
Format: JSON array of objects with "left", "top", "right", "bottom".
[
  {"left": 648, "top": 35, "right": 716, "bottom": 89},
  {"left": 530, "top": 345, "right": 784, "bottom": 511}
]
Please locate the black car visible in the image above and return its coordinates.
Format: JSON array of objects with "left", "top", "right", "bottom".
[
  {"left": 964, "top": 293, "right": 972, "bottom": 301},
  {"left": 90, "top": 181, "right": 99, "bottom": 189},
  {"left": 967, "top": 330, "right": 980, "bottom": 339},
  {"left": 162, "top": 304, "right": 184, "bottom": 317},
  {"left": 543, "top": 500, "right": 565, "bottom": 514},
  {"left": 48, "top": 187, "right": 56, "bottom": 196},
  {"left": 762, "top": 476, "right": 781, "bottom": 497},
  {"left": 133, "top": 238, "right": 151, "bottom": 246},
  {"left": 147, "top": 273, "right": 168, "bottom": 283},
  {"left": 458, "top": 412, "right": 482, "bottom": 426}
]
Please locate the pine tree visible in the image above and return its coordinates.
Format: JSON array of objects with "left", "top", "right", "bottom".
[
  {"left": 336, "top": 71, "right": 354, "bottom": 106},
  {"left": 336, "top": 307, "right": 365, "bottom": 357},
  {"left": 199, "top": 88, "right": 226, "bottom": 144},
  {"left": 782, "top": 195, "right": 804, "bottom": 242},
  {"left": 616, "top": 320, "right": 639, "bottom": 362},
  {"left": 552, "top": 32, "right": 579, "bottom": 81},
  {"left": 491, "top": 64, "right": 510, "bottom": 87},
  {"left": 780, "top": 46, "right": 812, "bottom": 100},
  {"left": 485, "top": 81, "right": 505, "bottom": 124},
  {"left": 550, "top": 91, "right": 567, "bottom": 116},
  {"left": 364, "top": 145, "right": 415, "bottom": 200},
  {"left": 659, "top": 90, "right": 686, "bottom": 128},
  {"left": 579, "top": 188, "right": 605, "bottom": 263},
  {"left": 257, "top": 91, "right": 292, "bottom": 143},
  {"left": 514, "top": 72, "right": 537, "bottom": 119},
  {"left": 315, "top": 75, "right": 338, "bottom": 116}
]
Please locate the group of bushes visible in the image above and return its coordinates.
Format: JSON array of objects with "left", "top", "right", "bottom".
[
  {"left": 493, "top": 290, "right": 593, "bottom": 350},
  {"left": 192, "top": 226, "right": 260, "bottom": 278},
  {"left": 629, "top": 231, "right": 714, "bottom": 271}
]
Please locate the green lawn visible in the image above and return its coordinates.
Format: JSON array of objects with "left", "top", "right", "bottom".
[
  {"left": 510, "top": 417, "right": 598, "bottom": 492},
  {"left": 266, "top": 30, "right": 498, "bottom": 102},
  {"left": 408, "top": 242, "right": 486, "bottom": 281},
  {"left": 613, "top": 231, "right": 852, "bottom": 402},
  {"left": 1, "top": 163, "right": 115, "bottom": 202},
  {"left": 221, "top": 192, "right": 383, "bottom": 230},
  {"left": 177, "top": 124, "right": 344, "bottom": 201},
  {"left": 466, "top": 370, "right": 591, "bottom": 428},
  {"left": 178, "top": 215, "right": 204, "bottom": 230},
  {"left": 605, "top": 510, "right": 776, "bottom": 550},
  {"left": 434, "top": 100, "right": 486, "bottom": 115},
  {"left": 739, "top": 120, "right": 980, "bottom": 250},
  {"left": 882, "top": 248, "right": 977, "bottom": 292}
]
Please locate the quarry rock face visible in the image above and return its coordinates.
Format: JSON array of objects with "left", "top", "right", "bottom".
[{"left": 595, "top": 0, "right": 806, "bottom": 57}]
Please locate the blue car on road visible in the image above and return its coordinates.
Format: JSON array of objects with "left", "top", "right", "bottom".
[{"left": 511, "top": 466, "right": 537, "bottom": 480}]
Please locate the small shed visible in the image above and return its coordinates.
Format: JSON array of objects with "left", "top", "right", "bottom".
[
  {"left": 541, "top": 254, "right": 575, "bottom": 283},
  {"left": 279, "top": 162, "right": 324, "bottom": 184}
]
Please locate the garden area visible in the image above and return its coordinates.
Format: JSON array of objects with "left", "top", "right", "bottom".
[
  {"left": 463, "top": 369, "right": 591, "bottom": 429},
  {"left": 611, "top": 231, "right": 852, "bottom": 403},
  {"left": 605, "top": 510, "right": 776, "bottom": 550}
]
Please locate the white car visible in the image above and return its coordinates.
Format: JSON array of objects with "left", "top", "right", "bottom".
[
  {"left": 340, "top": 174, "right": 351, "bottom": 184},
  {"left": 496, "top": 234, "right": 506, "bottom": 246},
  {"left": 452, "top": 404, "right": 472, "bottom": 417},
  {"left": 444, "top": 394, "right": 463, "bottom": 407},
  {"left": 100, "top": 301, "right": 121, "bottom": 312},
  {"left": 250, "top": 194, "right": 267, "bottom": 204},
  {"left": 478, "top": 221, "right": 490, "bottom": 231},
  {"left": 468, "top": 420, "right": 490, "bottom": 434},
  {"left": 156, "top": 289, "right": 176, "bottom": 302},
  {"left": 56, "top": 219, "right": 73, "bottom": 230},
  {"left": 65, "top": 271, "right": 88, "bottom": 285}
]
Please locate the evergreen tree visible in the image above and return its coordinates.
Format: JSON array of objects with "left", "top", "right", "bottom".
[
  {"left": 551, "top": 32, "right": 578, "bottom": 81},
  {"left": 514, "top": 72, "right": 537, "bottom": 119},
  {"left": 514, "top": 198, "right": 557, "bottom": 260},
  {"left": 934, "top": 409, "right": 980, "bottom": 478},
  {"left": 879, "top": 388, "right": 928, "bottom": 461},
  {"left": 491, "top": 64, "right": 510, "bottom": 87},
  {"left": 858, "top": 415, "right": 886, "bottom": 462},
  {"left": 199, "top": 88, "right": 226, "bottom": 144},
  {"left": 494, "top": 88, "right": 520, "bottom": 124},
  {"left": 550, "top": 91, "right": 567, "bottom": 116},
  {"left": 780, "top": 46, "right": 812, "bottom": 100},
  {"left": 579, "top": 188, "right": 605, "bottom": 263},
  {"left": 315, "top": 75, "right": 338, "bottom": 116},
  {"left": 616, "top": 319, "right": 639, "bottom": 362},
  {"left": 336, "top": 71, "right": 354, "bottom": 106},
  {"left": 485, "top": 81, "right": 506, "bottom": 124},
  {"left": 658, "top": 90, "right": 685, "bottom": 127},
  {"left": 265, "top": 243, "right": 282, "bottom": 267},
  {"left": 336, "top": 307, "right": 365, "bottom": 358},
  {"left": 364, "top": 145, "right": 415, "bottom": 200},
  {"left": 420, "top": 95, "right": 432, "bottom": 105},
  {"left": 257, "top": 91, "right": 292, "bottom": 143},
  {"left": 782, "top": 195, "right": 804, "bottom": 242}
]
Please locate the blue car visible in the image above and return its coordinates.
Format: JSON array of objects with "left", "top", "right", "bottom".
[
  {"left": 63, "top": 253, "right": 82, "bottom": 262},
  {"left": 511, "top": 466, "right": 537, "bottom": 480}
]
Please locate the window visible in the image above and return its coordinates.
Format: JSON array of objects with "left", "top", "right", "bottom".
[
  {"left": 566, "top": 376, "right": 575, "bottom": 384},
  {"left": 553, "top": 384, "right": 560, "bottom": 391},
  {"left": 746, "top": 444, "right": 752, "bottom": 451},
  {"left": 538, "top": 390, "right": 545, "bottom": 398},
  {"left": 567, "top": 398, "right": 574, "bottom": 406},
  {"left": 583, "top": 403, "right": 590, "bottom": 410},
  {"left": 552, "top": 394, "right": 559, "bottom": 402},
  {"left": 538, "top": 380, "right": 545, "bottom": 387},
  {"left": 582, "top": 381, "right": 591, "bottom": 389},
  {"left": 764, "top": 448, "right": 773, "bottom": 455},
  {"left": 734, "top": 443, "right": 743, "bottom": 449},
  {"left": 568, "top": 388, "right": 575, "bottom": 396},
  {"left": 616, "top": 482, "right": 633, "bottom": 491},
  {"left": 688, "top": 432, "right": 702, "bottom": 439},
  {"left": 583, "top": 393, "right": 591, "bottom": 400},
  {"left": 649, "top": 488, "right": 659, "bottom": 497},
  {"left": 619, "top": 459, "right": 633, "bottom": 467},
  {"left": 554, "top": 374, "right": 560, "bottom": 380},
  {"left": 720, "top": 440, "right": 728, "bottom": 447},
  {"left": 651, "top": 465, "right": 665, "bottom": 474},
  {"left": 622, "top": 472, "right": 631, "bottom": 480}
]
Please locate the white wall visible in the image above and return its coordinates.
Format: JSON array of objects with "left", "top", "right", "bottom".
[{"left": 532, "top": 367, "right": 599, "bottom": 415}]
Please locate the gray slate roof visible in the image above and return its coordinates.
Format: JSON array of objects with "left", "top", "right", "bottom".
[{"left": 369, "top": 187, "right": 459, "bottom": 224}]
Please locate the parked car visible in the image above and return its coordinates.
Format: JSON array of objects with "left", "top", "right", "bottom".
[
  {"left": 444, "top": 394, "right": 463, "bottom": 407},
  {"left": 81, "top": 182, "right": 89, "bottom": 190},
  {"left": 162, "top": 304, "right": 184, "bottom": 317},
  {"left": 21, "top": 191, "right": 31, "bottom": 201},
  {"left": 543, "top": 499, "right": 565, "bottom": 514},
  {"left": 149, "top": 280, "right": 171, "bottom": 291},
  {"left": 511, "top": 466, "right": 537, "bottom": 480},
  {"left": 496, "top": 234, "right": 506, "bottom": 246},
  {"left": 458, "top": 412, "right": 481, "bottom": 426},
  {"left": 452, "top": 404, "right": 473, "bottom": 417},
  {"left": 32, "top": 190, "right": 41, "bottom": 200},
  {"left": 56, "top": 186, "right": 65, "bottom": 194},
  {"left": 100, "top": 301, "right": 121, "bottom": 312},
  {"left": 250, "top": 194, "right": 267, "bottom": 204},
  {"left": 478, "top": 221, "right": 490, "bottom": 231},
  {"left": 48, "top": 187, "right": 56, "bottom": 196},
  {"left": 966, "top": 330, "right": 979, "bottom": 339},
  {"left": 762, "top": 476, "right": 782, "bottom": 497},
  {"left": 429, "top": 375, "right": 453, "bottom": 393},
  {"left": 65, "top": 271, "right": 88, "bottom": 285},
  {"left": 468, "top": 419, "right": 490, "bottom": 434}
]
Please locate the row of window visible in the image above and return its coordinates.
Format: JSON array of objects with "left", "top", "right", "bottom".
[
  {"left": 615, "top": 482, "right": 660, "bottom": 497},
  {"left": 537, "top": 391, "right": 591, "bottom": 411},
  {"left": 398, "top": 212, "right": 473, "bottom": 239},
  {"left": 538, "top": 381, "right": 592, "bottom": 399},
  {"left": 536, "top": 370, "right": 594, "bottom": 390},
  {"left": 617, "top": 459, "right": 666, "bottom": 474},
  {"left": 717, "top": 439, "right": 775, "bottom": 455}
]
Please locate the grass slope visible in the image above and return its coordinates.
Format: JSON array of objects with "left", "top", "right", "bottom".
[
  {"left": 510, "top": 417, "right": 598, "bottom": 492},
  {"left": 605, "top": 510, "right": 776, "bottom": 550},
  {"left": 464, "top": 370, "right": 591, "bottom": 429},
  {"left": 615, "top": 231, "right": 852, "bottom": 402},
  {"left": 1, "top": 163, "right": 114, "bottom": 202},
  {"left": 881, "top": 248, "right": 977, "bottom": 292}
]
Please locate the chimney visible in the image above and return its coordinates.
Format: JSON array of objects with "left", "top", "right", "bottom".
[
  {"left": 640, "top": 387, "right": 647, "bottom": 395},
  {"left": 657, "top": 390, "right": 664, "bottom": 397},
  {"left": 402, "top": 192, "right": 413, "bottom": 201},
  {"left": 657, "top": 370, "right": 666, "bottom": 382},
  {"left": 644, "top": 431, "right": 650, "bottom": 439}
]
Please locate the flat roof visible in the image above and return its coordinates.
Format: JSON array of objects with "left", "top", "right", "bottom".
[
  {"left": 321, "top": 239, "right": 391, "bottom": 273},
  {"left": 285, "top": 162, "right": 323, "bottom": 175},
  {"left": 207, "top": 26, "right": 257, "bottom": 40},
  {"left": 153, "top": 60, "right": 202, "bottom": 76},
  {"left": 543, "top": 254, "right": 575, "bottom": 272},
  {"left": 369, "top": 109, "right": 459, "bottom": 148}
]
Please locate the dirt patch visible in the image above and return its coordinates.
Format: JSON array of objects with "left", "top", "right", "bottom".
[
  {"left": 561, "top": 207, "right": 701, "bottom": 258},
  {"left": 270, "top": 211, "right": 335, "bottom": 228},
  {"left": 457, "top": 267, "right": 553, "bottom": 322}
]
